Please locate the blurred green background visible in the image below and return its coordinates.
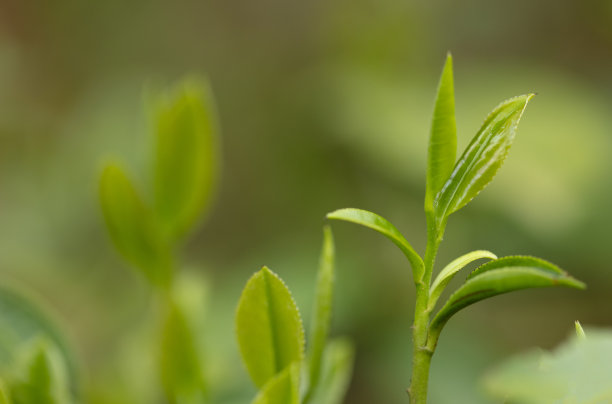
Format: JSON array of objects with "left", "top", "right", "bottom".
[{"left": 0, "top": 0, "right": 611, "bottom": 403}]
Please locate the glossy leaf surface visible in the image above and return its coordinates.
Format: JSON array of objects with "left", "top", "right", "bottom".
[
  {"left": 425, "top": 53, "right": 456, "bottom": 213},
  {"left": 433, "top": 94, "right": 534, "bottom": 228},
  {"left": 100, "top": 164, "right": 170, "bottom": 287},
  {"left": 236, "top": 267, "right": 304, "bottom": 388},
  {"left": 307, "top": 339, "right": 355, "bottom": 404},
  {"left": 327, "top": 208, "right": 424, "bottom": 281},
  {"left": 251, "top": 362, "right": 300, "bottom": 404},
  {"left": 428, "top": 250, "right": 496, "bottom": 311},
  {"left": 153, "top": 79, "right": 219, "bottom": 241},
  {"left": 467, "top": 255, "right": 564, "bottom": 280}
]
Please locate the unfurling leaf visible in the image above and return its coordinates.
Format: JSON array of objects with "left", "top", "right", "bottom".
[
  {"left": 307, "top": 338, "right": 355, "bottom": 404},
  {"left": 236, "top": 267, "right": 304, "bottom": 388},
  {"left": 153, "top": 79, "right": 219, "bottom": 241},
  {"left": 425, "top": 53, "right": 457, "bottom": 213},
  {"left": 326, "top": 208, "right": 424, "bottom": 282},
  {"left": 433, "top": 94, "right": 534, "bottom": 228},
  {"left": 100, "top": 164, "right": 171, "bottom": 287},
  {"left": 251, "top": 362, "right": 300, "bottom": 404},
  {"left": 430, "top": 257, "right": 585, "bottom": 334}
]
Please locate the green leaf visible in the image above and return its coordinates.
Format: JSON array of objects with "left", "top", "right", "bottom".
[
  {"left": 236, "top": 267, "right": 305, "bottom": 388},
  {"left": 153, "top": 78, "right": 219, "bottom": 241},
  {"left": 433, "top": 94, "right": 534, "bottom": 228},
  {"left": 251, "top": 362, "right": 300, "bottom": 404},
  {"left": 575, "top": 321, "right": 586, "bottom": 340},
  {"left": 430, "top": 259, "right": 585, "bottom": 333},
  {"left": 425, "top": 53, "right": 456, "bottom": 213},
  {"left": 326, "top": 208, "right": 424, "bottom": 282},
  {"left": 305, "top": 226, "right": 335, "bottom": 402},
  {"left": 467, "top": 255, "right": 565, "bottom": 280},
  {"left": 100, "top": 163, "right": 171, "bottom": 287},
  {"left": 0, "top": 380, "right": 11, "bottom": 404},
  {"left": 159, "top": 300, "right": 207, "bottom": 404},
  {"left": 307, "top": 338, "right": 355, "bottom": 404},
  {"left": 428, "top": 250, "right": 497, "bottom": 311}
]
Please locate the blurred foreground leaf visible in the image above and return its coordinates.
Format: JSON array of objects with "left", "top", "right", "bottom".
[
  {"left": 251, "top": 362, "right": 300, "bottom": 404},
  {"left": 307, "top": 338, "right": 355, "bottom": 404}
]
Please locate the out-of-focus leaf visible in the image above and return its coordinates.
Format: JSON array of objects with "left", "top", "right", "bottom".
[
  {"left": 428, "top": 250, "right": 497, "bottom": 311},
  {"left": 153, "top": 79, "right": 219, "bottom": 241},
  {"left": 251, "top": 362, "right": 300, "bottom": 404},
  {"left": 326, "top": 208, "right": 424, "bottom": 282},
  {"left": 430, "top": 261, "right": 585, "bottom": 333},
  {"left": 236, "top": 267, "right": 304, "bottom": 388},
  {"left": 307, "top": 338, "right": 355, "bottom": 404},
  {"left": 159, "top": 300, "right": 207, "bottom": 404},
  {"left": 425, "top": 53, "right": 456, "bottom": 213},
  {"left": 433, "top": 94, "right": 534, "bottom": 228},
  {"left": 8, "top": 339, "right": 72, "bottom": 404},
  {"left": 0, "top": 380, "right": 10, "bottom": 404},
  {"left": 575, "top": 321, "right": 586, "bottom": 340},
  {"left": 100, "top": 164, "right": 171, "bottom": 287},
  {"left": 304, "top": 226, "right": 335, "bottom": 402},
  {"left": 484, "top": 328, "right": 612, "bottom": 403}
]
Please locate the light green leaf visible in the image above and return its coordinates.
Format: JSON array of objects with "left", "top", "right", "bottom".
[
  {"left": 236, "top": 267, "right": 305, "bottom": 388},
  {"left": 326, "top": 208, "right": 424, "bottom": 282},
  {"left": 433, "top": 94, "right": 534, "bottom": 228},
  {"left": 159, "top": 300, "right": 207, "bottom": 404},
  {"left": 251, "top": 362, "right": 300, "bottom": 404},
  {"left": 430, "top": 260, "right": 585, "bottom": 334},
  {"left": 467, "top": 255, "right": 564, "bottom": 280},
  {"left": 428, "top": 250, "right": 497, "bottom": 311},
  {"left": 307, "top": 338, "right": 355, "bottom": 404},
  {"left": 425, "top": 53, "right": 456, "bottom": 213},
  {"left": 100, "top": 163, "right": 171, "bottom": 287},
  {"left": 0, "top": 380, "right": 11, "bottom": 404},
  {"left": 304, "top": 226, "right": 335, "bottom": 402},
  {"left": 153, "top": 79, "right": 219, "bottom": 241},
  {"left": 575, "top": 321, "right": 586, "bottom": 340}
]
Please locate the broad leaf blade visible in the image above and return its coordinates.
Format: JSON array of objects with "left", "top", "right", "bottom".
[
  {"left": 425, "top": 53, "right": 456, "bottom": 213},
  {"left": 236, "top": 267, "right": 305, "bottom": 388},
  {"left": 305, "top": 226, "right": 335, "bottom": 401},
  {"left": 153, "top": 79, "right": 219, "bottom": 241},
  {"left": 326, "top": 208, "right": 424, "bottom": 282},
  {"left": 100, "top": 164, "right": 171, "bottom": 287},
  {"left": 428, "top": 250, "right": 497, "bottom": 311},
  {"left": 433, "top": 94, "right": 534, "bottom": 228},
  {"left": 431, "top": 265, "right": 585, "bottom": 333},
  {"left": 307, "top": 338, "right": 355, "bottom": 404},
  {"left": 251, "top": 362, "right": 300, "bottom": 404}
]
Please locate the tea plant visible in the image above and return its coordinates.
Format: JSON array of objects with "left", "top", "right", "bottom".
[{"left": 326, "top": 54, "right": 584, "bottom": 403}]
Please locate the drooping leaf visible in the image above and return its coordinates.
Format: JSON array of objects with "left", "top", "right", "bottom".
[
  {"left": 428, "top": 250, "right": 497, "bottom": 311},
  {"left": 100, "top": 164, "right": 171, "bottom": 287},
  {"left": 251, "top": 362, "right": 300, "bottom": 404},
  {"left": 425, "top": 53, "right": 456, "bottom": 213},
  {"left": 326, "top": 208, "right": 424, "bottom": 282},
  {"left": 433, "top": 94, "right": 534, "bottom": 228},
  {"left": 304, "top": 226, "right": 335, "bottom": 402},
  {"left": 236, "top": 267, "right": 305, "bottom": 388},
  {"left": 153, "top": 79, "right": 219, "bottom": 241},
  {"left": 467, "top": 255, "right": 564, "bottom": 280},
  {"left": 484, "top": 328, "right": 612, "bottom": 403},
  {"left": 430, "top": 261, "right": 585, "bottom": 334},
  {"left": 307, "top": 338, "right": 355, "bottom": 404}
]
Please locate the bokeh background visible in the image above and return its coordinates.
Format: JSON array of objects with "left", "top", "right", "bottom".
[{"left": 1, "top": 0, "right": 611, "bottom": 403}]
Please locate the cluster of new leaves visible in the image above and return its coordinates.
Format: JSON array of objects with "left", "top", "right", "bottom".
[{"left": 236, "top": 227, "right": 354, "bottom": 404}]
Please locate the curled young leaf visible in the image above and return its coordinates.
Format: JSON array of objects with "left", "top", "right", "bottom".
[
  {"left": 433, "top": 94, "right": 534, "bottom": 228},
  {"left": 326, "top": 208, "right": 424, "bottom": 283},
  {"left": 251, "top": 362, "right": 300, "bottom": 404},
  {"left": 236, "top": 267, "right": 305, "bottom": 388},
  {"left": 425, "top": 53, "right": 457, "bottom": 213}
]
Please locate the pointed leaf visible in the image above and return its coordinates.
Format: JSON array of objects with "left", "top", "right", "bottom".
[
  {"left": 467, "top": 255, "right": 564, "bottom": 280},
  {"left": 433, "top": 94, "right": 534, "bottom": 228},
  {"left": 425, "top": 53, "right": 456, "bottom": 213},
  {"left": 100, "top": 164, "right": 171, "bottom": 287},
  {"left": 575, "top": 321, "right": 586, "bottom": 340},
  {"left": 326, "top": 208, "right": 424, "bottom": 282},
  {"left": 153, "top": 79, "right": 219, "bottom": 241},
  {"left": 430, "top": 262, "right": 585, "bottom": 333},
  {"left": 236, "top": 267, "right": 305, "bottom": 388},
  {"left": 251, "top": 362, "right": 300, "bottom": 404},
  {"left": 305, "top": 226, "right": 335, "bottom": 401},
  {"left": 307, "top": 339, "right": 355, "bottom": 404},
  {"left": 428, "top": 250, "right": 497, "bottom": 311}
]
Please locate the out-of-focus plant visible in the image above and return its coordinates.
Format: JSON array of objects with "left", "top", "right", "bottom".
[
  {"left": 324, "top": 54, "right": 585, "bottom": 403},
  {"left": 235, "top": 226, "right": 354, "bottom": 404}
]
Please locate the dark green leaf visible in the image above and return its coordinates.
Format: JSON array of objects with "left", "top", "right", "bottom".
[
  {"left": 307, "top": 339, "right": 355, "bottom": 404},
  {"left": 251, "top": 362, "right": 300, "bottom": 404},
  {"left": 326, "top": 208, "right": 424, "bottom": 282},
  {"left": 100, "top": 164, "right": 171, "bottom": 287},
  {"left": 425, "top": 53, "right": 456, "bottom": 213},
  {"left": 153, "top": 79, "right": 219, "bottom": 241},
  {"left": 433, "top": 94, "right": 534, "bottom": 228},
  {"left": 236, "top": 267, "right": 305, "bottom": 388}
]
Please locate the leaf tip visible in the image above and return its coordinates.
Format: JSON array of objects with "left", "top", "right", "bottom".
[{"left": 575, "top": 320, "right": 586, "bottom": 339}]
